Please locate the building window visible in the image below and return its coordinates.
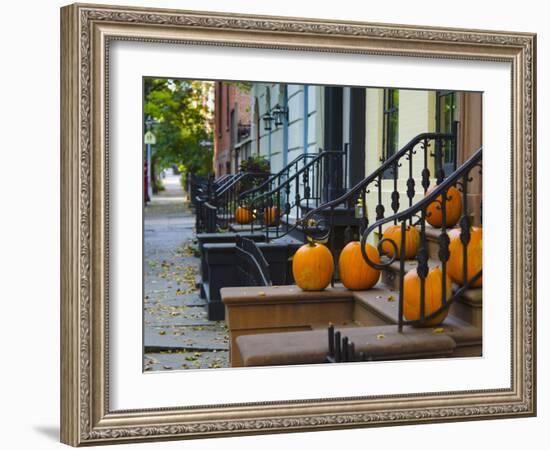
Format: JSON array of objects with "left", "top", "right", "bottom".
[
  {"left": 436, "top": 91, "right": 459, "bottom": 174},
  {"left": 382, "top": 89, "right": 399, "bottom": 177}
]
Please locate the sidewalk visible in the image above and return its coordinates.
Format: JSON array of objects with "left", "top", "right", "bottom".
[{"left": 143, "top": 170, "right": 229, "bottom": 371}]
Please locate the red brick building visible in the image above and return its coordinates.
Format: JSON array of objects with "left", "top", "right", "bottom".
[{"left": 213, "top": 82, "right": 252, "bottom": 177}]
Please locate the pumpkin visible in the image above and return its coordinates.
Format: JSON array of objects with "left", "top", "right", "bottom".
[
  {"left": 338, "top": 241, "right": 381, "bottom": 290},
  {"left": 292, "top": 242, "right": 334, "bottom": 291},
  {"left": 446, "top": 226, "right": 482, "bottom": 287},
  {"left": 425, "top": 185, "right": 462, "bottom": 228},
  {"left": 264, "top": 206, "right": 281, "bottom": 226},
  {"left": 381, "top": 224, "right": 420, "bottom": 259},
  {"left": 403, "top": 266, "right": 451, "bottom": 327},
  {"left": 235, "top": 206, "right": 253, "bottom": 225}
]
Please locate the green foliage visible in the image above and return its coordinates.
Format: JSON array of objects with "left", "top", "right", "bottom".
[
  {"left": 239, "top": 155, "right": 270, "bottom": 174},
  {"left": 144, "top": 78, "right": 214, "bottom": 177}
]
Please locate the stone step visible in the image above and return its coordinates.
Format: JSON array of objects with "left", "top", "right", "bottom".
[
  {"left": 235, "top": 316, "right": 481, "bottom": 367},
  {"left": 378, "top": 257, "right": 481, "bottom": 328},
  {"left": 424, "top": 224, "right": 461, "bottom": 260}
]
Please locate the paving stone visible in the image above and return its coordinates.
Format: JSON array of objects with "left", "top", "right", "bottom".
[
  {"left": 144, "top": 323, "right": 229, "bottom": 352},
  {"left": 144, "top": 350, "right": 229, "bottom": 371},
  {"left": 145, "top": 293, "right": 206, "bottom": 308},
  {"left": 144, "top": 307, "right": 211, "bottom": 326},
  {"left": 143, "top": 175, "right": 230, "bottom": 369}
]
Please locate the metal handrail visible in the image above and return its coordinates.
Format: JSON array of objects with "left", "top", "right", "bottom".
[
  {"left": 360, "top": 146, "right": 482, "bottom": 331},
  {"left": 238, "top": 152, "right": 317, "bottom": 205},
  {"left": 248, "top": 147, "right": 348, "bottom": 241},
  {"left": 235, "top": 236, "right": 272, "bottom": 287},
  {"left": 300, "top": 125, "right": 458, "bottom": 246}
]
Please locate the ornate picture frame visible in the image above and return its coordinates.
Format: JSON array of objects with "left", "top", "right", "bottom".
[{"left": 60, "top": 3, "right": 536, "bottom": 446}]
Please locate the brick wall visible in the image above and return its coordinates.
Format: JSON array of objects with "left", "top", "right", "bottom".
[{"left": 213, "top": 82, "right": 252, "bottom": 177}]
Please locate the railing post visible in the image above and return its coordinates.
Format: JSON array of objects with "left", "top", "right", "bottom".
[
  {"left": 439, "top": 187, "right": 450, "bottom": 308},
  {"left": 452, "top": 120, "right": 459, "bottom": 172}
]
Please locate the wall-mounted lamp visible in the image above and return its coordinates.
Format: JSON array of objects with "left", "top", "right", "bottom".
[
  {"left": 262, "top": 104, "right": 288, "bottom": 131},
  {"left": 262, "top": 112, "right": 274, "bottom": 131},
  {"left": 272, "top": 104, "right": 288, "bottom": 127}
]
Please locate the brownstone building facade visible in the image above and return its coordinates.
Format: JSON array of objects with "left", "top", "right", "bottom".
[{"left": 213, "top": 82, "right": 252, "bottom": 177}]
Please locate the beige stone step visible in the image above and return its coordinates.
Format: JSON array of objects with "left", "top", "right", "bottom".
[
  {"left": 235, "top": 315, "right": 481, "bottom": 367},
  {"left": 379, "top": 256, "right": 482, "bottom": 328}
]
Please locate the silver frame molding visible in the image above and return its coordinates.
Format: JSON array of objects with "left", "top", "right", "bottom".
[{"left": 60, "top": 3, "right": 536, "bottom": 446}]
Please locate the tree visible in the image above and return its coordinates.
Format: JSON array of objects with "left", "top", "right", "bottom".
[{"left": 144, "top": 78, "right": 214, "bottom": 183}]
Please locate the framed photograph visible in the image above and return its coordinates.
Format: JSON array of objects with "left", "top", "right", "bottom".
[{"left": 60, "top": 3, "right": 536, "bottom": 446}]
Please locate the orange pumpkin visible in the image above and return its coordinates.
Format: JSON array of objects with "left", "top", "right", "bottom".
[
  {"left": 446, "top": 227, "right": 482, "bottom": 287},
  {"left": 403, "top": 266, "right": 451, "bottom": 327},
  {"left": 235, "top": 206, "right": 253, "bottom": 224},
  {"left": 264, "top": 206, "right": 280, "bottom": 226},
  {"left": 338, "top": 241, "right": 381, "bottom": 290},
  {"left": 381, "top": 224, "right": 420, "bottom": 259},
  {"left": 292, "top": 242, "right": 334, "bottom": 291},
  {"left": 426, "top": 185, "right": 462, "bottom": 228}
]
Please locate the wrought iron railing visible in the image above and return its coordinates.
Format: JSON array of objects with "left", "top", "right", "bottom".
[
  {"left": 213, "top": 171, "right": 271, "bottom": 229},
  {"left": 360, "top": 147, "right": 482, "bottom": 331},
  {"left": 238, "top": 152, "right": 317, "bottom": 208},
  {"left": 188, "top": 173, "right": 208, "bottom": 208},
  {"left": 246, "top": 148, "right": 348, "bottom": 241},
  {"left": 326, "top": 324, "right": 368, "bottom": 363},
  {"left": 301, "top": 127, "right": 458, "bottom": 247},
  {"left": 195, "top": 199, "right": 217, "bottom": 233},
  {"left": 235, "top": 236, "right": 272, "bottom": 287}
]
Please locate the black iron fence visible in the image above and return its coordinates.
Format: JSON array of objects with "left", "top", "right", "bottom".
[
  {"left": 301, "top": 127, "right": 458, "bottom": 256},
  {"left": 238, "top": 152, "right": 317, "bottom": 209},
  {"left": 195, "top": 171, "right": 271, "bottom": 233},
  {"left": 246, "top": 148, "right": 348, "bottom": 242},
  {"left": 235, "top": 236, "right": 272, "bottom": 287},
  {"left": 360, "top": 147, "right": 482, "bottom": 331}
]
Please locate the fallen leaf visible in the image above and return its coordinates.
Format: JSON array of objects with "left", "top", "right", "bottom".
[
  {"left": 432, "top": 327, "right": 445, "bottom": 334},
  {"left": 158, "top": 330, "right": 166, "bottom": 335},
  {"left": 387, "top": 295, "right": 395, "bottom": 302},
  {"left": 376, "top": 334, "right": 385, "bottom": 340}
]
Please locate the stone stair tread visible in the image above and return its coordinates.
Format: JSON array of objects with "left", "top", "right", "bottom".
[
  {"left": 353, "top": 285, "right": 400, "bottom": 323},
  {"left": 384, "top": 256, "right": 441, "bottom": 272},
  {"left": 354, "top": 284, "right": 482, "bottom": 345},
  {"left": 459, "top": 288, "right": 482, "bottom": 306},
  {"left": 236, "top": 324, "right": 459, "bottom": 367},
  {"left": 424, "top": 224, "right": 461, "bottom": 240},
  {"left": 382, "top": 257, "right": 482, "bottom": 307}
]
